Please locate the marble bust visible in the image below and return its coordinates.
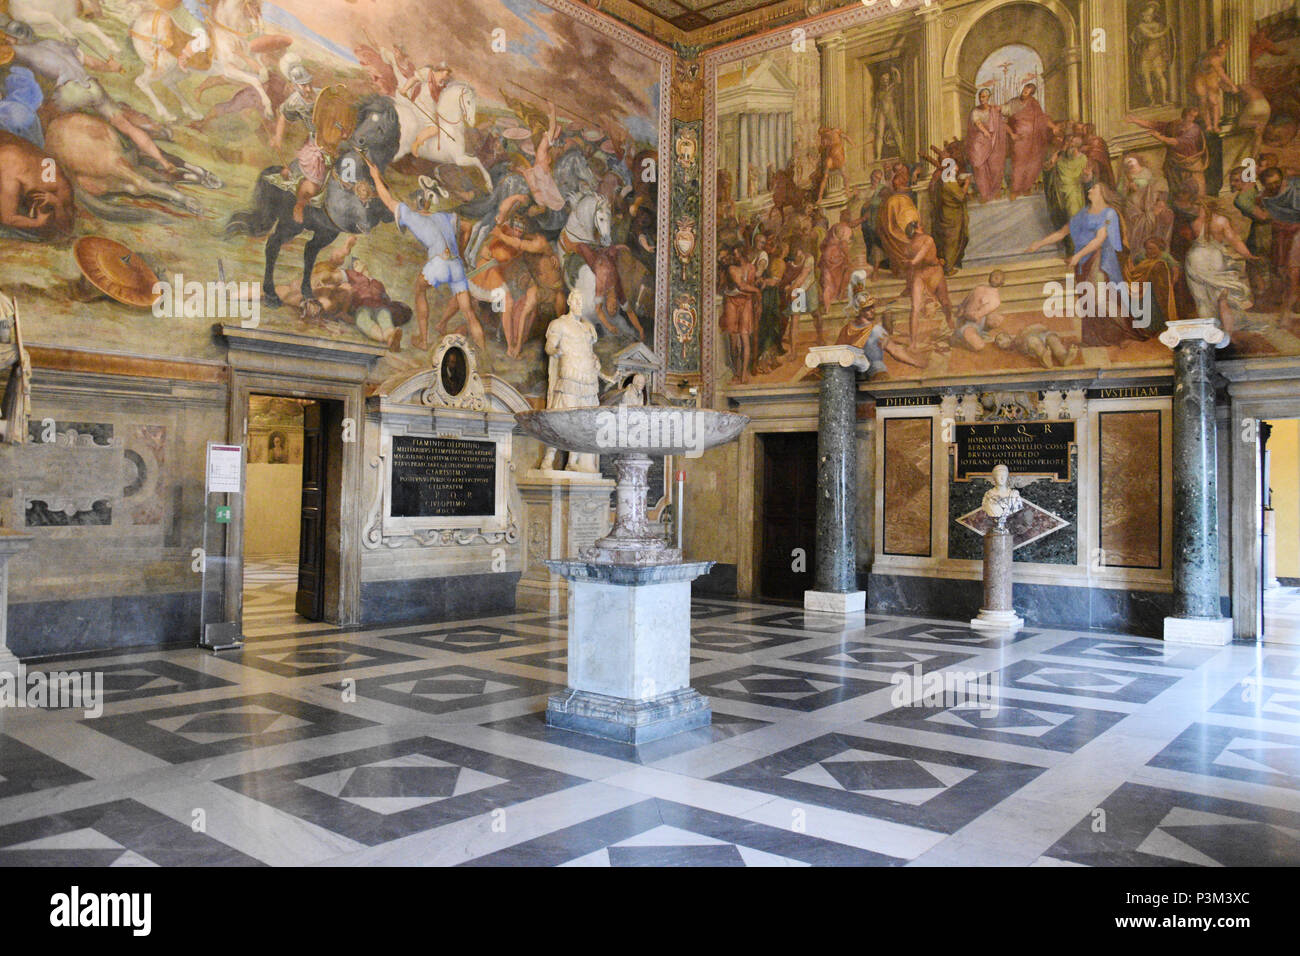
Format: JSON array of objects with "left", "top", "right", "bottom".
[
  {"left": 539, "top": 290, "right": 615, "bottom": 473},
  {"left": 981, "top": 464, "right": 1024, "bottom": 530}
]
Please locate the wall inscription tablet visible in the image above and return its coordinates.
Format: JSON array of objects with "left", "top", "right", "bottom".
[
  {"left": 954, "top": 422, "right": 1075, "bottom": 481},
  {"left": 390, "top": 435, "right": 497, "bottom": 518}
]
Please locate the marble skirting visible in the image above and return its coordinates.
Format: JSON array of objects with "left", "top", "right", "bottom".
[
  {"left": 359, "top": 572, "right": 520, "bottom": 627},
  {"left": 864, "top": 572, "right": 1230, "bottom": 639},
  {"left": 8, "top": 590, "right": 203, "bottom": 659}
]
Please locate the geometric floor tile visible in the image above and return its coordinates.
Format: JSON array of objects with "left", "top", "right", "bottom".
[
  {"left": 460, "top": 798, "right": 902, "bottom": 866},
  {"left": 1257, "top": 653, "right": 1300, "bottom": 681},
  {"left": 379, "top": 625, "right": 555, "bottom": 655},
  {"left": 336, "top": 665, "right": 560, "bottom": 716},
  {"left": 1042, "top": 636, "right": 1213, "bottom": 670},
  {"left": 86, "top": 659, "right": 238, "bottom": 703},
  {"left": 217, "top": 736, "right": 586, "bottom": 845},
  {"left": 693, "top": 664, "right": 889, "bottom": 712},
  {"left": 1148, "top": 723, "right": 1300, "bottom": 792},
  {"left": 782, "top": 641, "right": 977, "bottom": 674},
  {"left": 995, "top": 659, "right": 1180, "bottom": 704},
  {"left": 234, "top": 641, "right": 420, "bottom": 677},
  {"left": 482, "top": 708, "right": 771, "bottom": 765},
  {"left": 869, "top": 694, "right": 1127, "bottom": 752},
  {"left": 691, "top": 601, "right": 743, "bottom": 621},
  {"left": 1210, "top": 682, "right": 1300, "bottom": 722},
  {"left": 0, "top": 734, "right": 91, "bottom": 799},
  {"left": 0, "top": 799, "right": 263, "bottom": 866},
  {"left": 867, "top": 621, "right": 1038, "bottom": 648},
  {"left": 733, "top": 610, "right": 864, "bottom": 634},
  {"left": 712, "top": 733, "right": 1045, "bottom": 833},
  {"left": 690, "top": 626, "right": 808, "bottom": 654},
  {"left": 1044, "top": 782, "right": 1300, "bottom": 866},
  {"left": 86, "top": 693, "right": 376, "bottom": 764}
]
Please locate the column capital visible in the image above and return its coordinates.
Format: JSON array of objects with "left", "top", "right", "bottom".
[
  {"left": 816, "top": 31, "right": 845, "bottom": 51},
  {"left": 1158, "top": 318, "right": 1230, "bottom": 350},
  {"left": 805, "top": 345, "right": 869, "bottom": 371}
]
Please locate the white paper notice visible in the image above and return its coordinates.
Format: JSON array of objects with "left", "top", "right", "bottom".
[{"left": 207, "top": 443, "right": 243, "bottom": 493}]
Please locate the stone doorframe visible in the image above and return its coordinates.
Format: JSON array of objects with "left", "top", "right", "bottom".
[
  {"left": 1220, "top": 358, "right": 1300, "bottom": 642},
  {"left": 219, "top": 326, "right": 386, "bottom": 631}
]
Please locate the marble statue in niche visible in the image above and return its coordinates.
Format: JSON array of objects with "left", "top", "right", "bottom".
[
  {"left": 981, "top": 464, "right": 1025, "bottom": 529},
  {"left": 539, "top": 289, "right": 616, "bottom": 473}
]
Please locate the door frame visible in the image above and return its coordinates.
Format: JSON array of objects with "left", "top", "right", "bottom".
[
  {"left": 1223, "top": 360, "right": 1300, "bottom": 642},
  {"left": 221, "top": 327, "right": 386, "bottom": 633}
]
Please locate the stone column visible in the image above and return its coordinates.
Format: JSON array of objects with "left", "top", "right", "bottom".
[
  {"left": 971, "top": 526, "right": 1024, "bottom": 632},
  {"left": 1159, "top": 319, "right": 1233, "bottom": 644},
  {"left": 737, "top": 112, "right": 749, "bottom": 200},
  {"left": 803, "top": 345, "right": 867, "bottom": 613},
  {"left": 917, "top": 6, "right": 945, "bottom": 153},
  {"left": 0, "top": 530, "right": 34, "bottom": 671},
  {"left": 817, "top": 32, "right": 847, "bottom": 207}
]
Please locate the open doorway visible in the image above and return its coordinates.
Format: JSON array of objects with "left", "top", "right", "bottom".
[
  {"left": 756, "top": 432, "right": 818, "bottom": 604},
  {"left": 241, "top": 394, "right": 344, "bottom": 630},
  {"left": 1262, "top": 419, "right": 1300, "bottom": 646}
]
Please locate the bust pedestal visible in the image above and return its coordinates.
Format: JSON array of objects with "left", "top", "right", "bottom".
[
  {"left": 544, "top": 560, "right": 714, "bottom": 743},
  {"left": 516, "top": 471, "right": 614, "bottom": 614},
  {"left": 971, "top": 525, "right": 1023, "bottom": 632},
  {"left": 0, "top": 531, "right": 34, "bottom": 671}
]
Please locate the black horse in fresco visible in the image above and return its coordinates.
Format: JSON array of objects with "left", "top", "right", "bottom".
[{"left": 225, "top": 95, "right": 402, "bottom": 307}]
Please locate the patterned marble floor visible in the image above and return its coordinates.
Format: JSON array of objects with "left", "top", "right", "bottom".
[
  {"left": 2, "top": 601, "right": 1298, "bottom": 867},
  {"left": 1264, "top": 586, "right": 1300, "bottom": 647}
]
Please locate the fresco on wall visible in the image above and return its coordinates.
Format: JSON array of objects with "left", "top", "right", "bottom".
[
  {"left": 711, "top": 4, "right": 1300, "bottom": 390},
  {"left": 0, "top": 0, "right": 661, "bottom": 399}
]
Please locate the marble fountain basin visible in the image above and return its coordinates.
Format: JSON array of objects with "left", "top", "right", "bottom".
[
  {"left": 514, "top": 407, "right": 748, "bottom": 458},
  {"left": 515, "top": 406, "right": 750, "bottom": 567}
]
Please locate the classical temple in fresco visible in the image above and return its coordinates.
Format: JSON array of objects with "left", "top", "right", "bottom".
[{"left": 0, "top": 0, "right": 1297, "bottom": 873}]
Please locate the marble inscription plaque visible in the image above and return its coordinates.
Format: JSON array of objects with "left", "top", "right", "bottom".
[
  {"left": 390, "top": 435, "right": 497, "bottom": 519},
  {"left": 1098, "top": 410, "right": 1161, "bottom": 568},
  {"left": 954, "top": 422, "right": 1075, "bottom": 481},
  {"left": 883, "top": 417, "right": 932, "bottom": 556}
]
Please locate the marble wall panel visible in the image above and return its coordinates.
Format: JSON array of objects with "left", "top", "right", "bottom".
[
  {"left": 1098, "top": 410, "right": 1162, "bottom": 569},
  {"left": 882, "top": 417, "right": 932, "bottom": 557}
]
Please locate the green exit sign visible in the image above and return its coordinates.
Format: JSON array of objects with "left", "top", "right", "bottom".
[{"left": 214, "top": 506, "right": 231, "bottom": 524}]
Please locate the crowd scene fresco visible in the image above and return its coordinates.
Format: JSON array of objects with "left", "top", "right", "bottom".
[
  {"left": 714, "top": 6, "right": 1300, "bottom": 388},
  {"left": 0, "top": 0, "right": 661, "bottom": 396}
]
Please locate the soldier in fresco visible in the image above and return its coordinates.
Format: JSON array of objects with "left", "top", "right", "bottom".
[{"left": 363, "top": 155, "right": 485, "bottom": 352}]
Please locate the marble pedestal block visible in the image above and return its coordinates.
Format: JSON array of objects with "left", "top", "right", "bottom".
[
  {"left": 971, "top": 527, "right": 1024, "bottom": 632},
  {"left": 516, "top": 473, "right": 614, "bottom": 614},
  {"left": 1163, "top": 615, "right": 1234, "bottom": 646},
  {"left": 0, "top": 531, "right": 34, "bottom": 672},
  {"left": 544, "top": 560, "right": 713, "bottom": 743}
]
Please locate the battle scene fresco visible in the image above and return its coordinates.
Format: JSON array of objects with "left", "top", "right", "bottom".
[
  {"left": 0, "top": 0, "right": 663, "bottom": 399},
  {"left": 710, "top": 2, "right": 1300, "bottom": 390}
]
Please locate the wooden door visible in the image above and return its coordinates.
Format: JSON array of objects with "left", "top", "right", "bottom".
[
  {"left": 758, "top": 432, "right": 819, "bottom": 603},
  {"left": 295, "top": 401, "right": 327, "bottom": 620}
]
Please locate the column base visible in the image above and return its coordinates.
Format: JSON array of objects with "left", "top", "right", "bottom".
[
  {"left": 546, "top": 688, "right": 711, "bottom": 744},
  {"left": 1163, "top": 616, "right": 1234, "bottom": 645},
  {"left": 970, "top": 608, "right": 1024, "bottom": 632},
  {"left": 0, "top": 649, "right": 20, "bottom": 674},
  {"left": 804, "top": 590, "right": 865, "bottom": 614}
]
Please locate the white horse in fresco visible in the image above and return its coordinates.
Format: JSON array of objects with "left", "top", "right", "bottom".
[
  {"left": 128, "top": 0, "right": 273, "bottom": 123},
  {"left": 388, "top": 81, "right": 492, "bottom": 191},
  {"left": 558, "top": 191, "right": 622, "bottom": 333},
  {"left": 9, "top": 0, "right": 121, "bottom": 58}
]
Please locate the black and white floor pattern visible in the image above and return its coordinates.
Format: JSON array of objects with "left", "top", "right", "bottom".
[{"left": 1, "top": 600, "right": 1297, "bottom": 867}]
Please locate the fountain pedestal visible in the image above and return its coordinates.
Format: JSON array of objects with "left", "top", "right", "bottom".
[{"left": 544, "top": 560, "right": 715, "bottom": 743}]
